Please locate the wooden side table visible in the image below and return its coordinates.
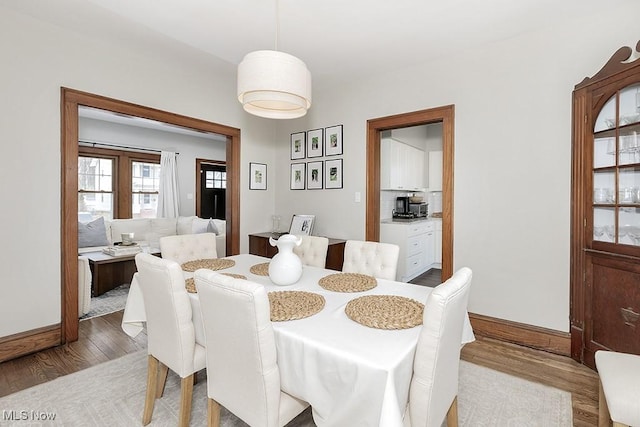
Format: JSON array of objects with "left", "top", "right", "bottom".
[
  {"left": 248, "top": 232, "right": 346, "bottom": 271},
  {"left": 83, "top": 250, "right": 159, "bottom": 296}
]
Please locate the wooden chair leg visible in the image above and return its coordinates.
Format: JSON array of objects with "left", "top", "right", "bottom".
[
  {"left": 142, "top": 355, "right": 159, "bottom": 425},
  {"left": 178, "top": 374, "right": 195, "bottom": 427},
  {"left": 207, "top": 398, "right": 221, "bottom": 427},
  {"left": 599, "top": 379, "right": 611, "bottom": 427},
  {"left": 156, "top": 362, "right": 169, "bottom": 398},
  {"left": 446, "top": 396, "right": 459, "bottom": 427}
]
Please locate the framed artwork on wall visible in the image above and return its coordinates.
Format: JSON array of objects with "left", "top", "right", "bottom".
[
  {"left": 249, "top": 162, "right": 267, "bottom": 190},
  {"left": 290, "top": 163, "right": 306, "bottom": 190},
  {"left": 307, "top": 161, "right": 323, "bottom": 190},
  {"left": 325, "top": 158, "right": 343, "bottom": 189},
  {"left": 289, "top": 214, "right": 315, "bottom": 236},
  {"left": 324, "top": 124, "right": 343, "bottom": 156},
  {"left": 306, "top": 128, "right": 323, "bottom": 158},
  {"left": 291, "top": 132, "right": 306, "bottom": 160}
]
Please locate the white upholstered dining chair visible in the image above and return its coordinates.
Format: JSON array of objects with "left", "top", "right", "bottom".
[
  {"left": 194, "top": 269, "right": 309, "bottom": 427},
  {"left": 159, "top": 232, "right": 218, "bottom": 265},
  {"left": 77, "top": 256, "right": 91, "bottom": 316},
  {"left": 403, "top": 267, "right": 473, "bottom": 427},
  {"left": 293, "top": 235, "right": 329, "bottom": 268},
  {"left": 595, "top": 350, "right": 640, "bottom": 427},
  {"left": 342, "top": 240, "right": 400, "bottom": 280},
  {"left": 134, "top": 253, "right": 206, "bottom": 427}
]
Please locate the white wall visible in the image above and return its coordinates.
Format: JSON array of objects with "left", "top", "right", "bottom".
[
  {"left": 0, "top": 6, "right": 276, "bottom": 336},
  {"left": 274, "top": 2, "right": 640, "bottom": 331},
  {"left": 2, "top": 1, "right": 639, "bottom": 338},
  {"left": 79, "top": 117, "right": 226, "bottom": 216}
]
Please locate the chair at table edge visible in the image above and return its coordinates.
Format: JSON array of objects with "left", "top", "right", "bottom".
[
  {"left": 293, "top": 235, "right": 329, "bottom": 268},
  {"left": 77, "top": 256, "right": 91, "bottom": 316},
  {"left": 194, "top": 269, "right": 309, "bottom": 427},
  {"left": 595, "top": 350, "right": 640, "bottom": 427},
  {"left": 404, "top": 267, "right": 473, "bottom": 427},
  {"left": 134, "top": 252, "right": 206, "bottom": 427},
  {"left": 159, "top": 233, "right": 218, "bottom": 265},
  {"left": 342, "top": 240, "right": 400, "bottom": 280}
]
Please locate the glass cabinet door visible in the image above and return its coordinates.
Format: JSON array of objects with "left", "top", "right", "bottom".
[{"left": 593, "top": 83, "right": 640, "bottom": 247}]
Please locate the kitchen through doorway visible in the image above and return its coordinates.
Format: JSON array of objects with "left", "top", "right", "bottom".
[{"left": 365, "top": 105, "right": 454, "bottom": 282}]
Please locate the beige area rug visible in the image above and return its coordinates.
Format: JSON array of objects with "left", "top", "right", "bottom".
[{"left": 0, "top": 351, "right": 572, "bottom": 426}]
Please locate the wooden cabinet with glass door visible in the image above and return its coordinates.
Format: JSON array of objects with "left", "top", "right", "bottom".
[{"left": 571, "top": 41, "right": 640, "bottom": 369}]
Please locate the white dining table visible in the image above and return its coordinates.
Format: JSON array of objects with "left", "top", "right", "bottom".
[{"left": 122, "top": 253, "right": 475, "bottom": 427}]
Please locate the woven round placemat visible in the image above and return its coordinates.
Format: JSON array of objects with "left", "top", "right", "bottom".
[
  {"left": 181, "top": 258, "right": 235, "bottom": 272},
  {"left": 250, "top": 262, "right": 270, "bottom": 276},
  {"left": 185, "top": 278, "right": 197, "bottom": 293},
  {"left": 268, "top": 291, "right": 325, "bottom": 321},
  {"left": 221, "top": 273, "right": 247, "bottom": 280},
  {"left": 345, "top": 295, "right": 424, "bottom": 330},
  {"left": 318, "top": 273, "right": 377, "bottom": 292},
  {"left": 184, "top": 273, "right": 247, "bottom": 294}
]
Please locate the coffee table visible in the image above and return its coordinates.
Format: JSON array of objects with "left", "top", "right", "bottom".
[{"left": 83, "top": 250, "right": 159, "bottom": 296}]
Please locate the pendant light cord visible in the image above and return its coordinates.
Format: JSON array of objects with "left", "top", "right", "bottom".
[{"left": 275, "top": 0, "right": 279, "bottom": 51}]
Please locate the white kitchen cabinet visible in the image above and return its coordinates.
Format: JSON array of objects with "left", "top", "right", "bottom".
[
  {"left": 428, "top": 150, "right": 443, "bottom": 191},
  {"left": 433, "top": 218, "right": 442, "bottom": 266},
  {"left": 381, "top": 138, "right": 425, "bottom": 191},
  {"left": 380, "top": 220, "right": 434, "bottom": 282}
]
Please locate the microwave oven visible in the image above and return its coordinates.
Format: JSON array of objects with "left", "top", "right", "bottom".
[{"left": 409, "top": 202, "right": 428, "bottom": 217}]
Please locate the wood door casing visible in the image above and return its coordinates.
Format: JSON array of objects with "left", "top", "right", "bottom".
[
  {"left": 61, "top": 88, "right": 241, "bottom": 343},
  {"left": 366, "top": 106, "right": 455, "bottom": 281}
]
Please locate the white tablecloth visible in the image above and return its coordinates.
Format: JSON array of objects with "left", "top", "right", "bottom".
[{"left": 122, "top": 253, "right": 475, "bottom": 427}]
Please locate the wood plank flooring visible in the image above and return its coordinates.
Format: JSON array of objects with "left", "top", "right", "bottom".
[
  {"left": 0, "top": 310, "right": 599, "bottom": 425},
  {"left": 409, "top": 268, "right": 442, "bottom": 287}
]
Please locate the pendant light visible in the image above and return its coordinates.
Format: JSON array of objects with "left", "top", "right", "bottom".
[{"left": 237, "top": 0, "right": 312, "bottom": 119}]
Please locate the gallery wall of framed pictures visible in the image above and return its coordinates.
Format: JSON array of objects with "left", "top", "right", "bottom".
[{"left": 289, "top": 124, "right": 343, "bottom": 190}]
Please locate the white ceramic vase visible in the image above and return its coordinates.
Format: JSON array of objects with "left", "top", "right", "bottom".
[{"left": 268, "top": 234, "right": 303, "bottom": 286}]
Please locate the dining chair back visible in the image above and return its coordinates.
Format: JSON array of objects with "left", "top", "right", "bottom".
[
  {"left": 595, "top": 350, "right": 640, "bottom": 427},
  {"left": 405, "top": 267, "right": 473, "bottom": 427},
  {"left": 293, "top": 235, "right": 329, "bottom": 268},
  {"left": 77, "top": 256, "right": 91, "bottom": 316},
  {"left": 342, "top": 240, "right": 400, "bottom": 280},
  {"left": 159, "top": 232, "right": 217, "bottom": 265},
  {"left": 134, "top": 252, "right": 206, "bottom": 427},
  {"left": 195, "top": 270, "right": 309, "bottom": 427}
]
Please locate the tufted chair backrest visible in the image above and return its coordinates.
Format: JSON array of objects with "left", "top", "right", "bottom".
[
  {"left": 342, "top": 240, "right": 400, "bottom": 280},
  {"left": 293, "top": 236, "right": 329, "bottom": 268},
  {"left": 159, "top": 233, "right": 218, "bottom": 265},
  {"left": 195, "top": 271, "right": 283, "bottom": 427},
  {"left": 134, "top": 253, "right": 197, "bottom": 377},
  {"left": 407, "top": 267, "right": 472, "bottom": 427}
]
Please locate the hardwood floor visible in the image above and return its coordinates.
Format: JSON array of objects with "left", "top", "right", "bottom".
[
  {"left": 409, "top": 268, "right": 442, "bottom": 287},
  {"left": 0, "top": 311, "right": 599, "bottom": 426}
]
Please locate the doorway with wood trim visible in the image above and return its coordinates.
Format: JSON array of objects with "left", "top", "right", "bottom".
[
  {"left": 366, "top": 105, "right": 455, "bottom": 281},
  {"left": 196, "top": 159, "right": 226, "bottom": 220}
]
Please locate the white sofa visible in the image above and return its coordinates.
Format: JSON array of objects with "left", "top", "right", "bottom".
[
  {"left": 76, "top": 216, "right": 226, "bottom": 317},
  {"left": 78, "top": 216, "right": 227, "bottom": 257}
]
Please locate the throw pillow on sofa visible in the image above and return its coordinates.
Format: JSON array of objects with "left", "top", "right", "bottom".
[
  {"left": 78, "top": 217, "right": 109, "bottom": 248},
  {"left": 206, "top": 219, "right": 219, "bottom": 235}
]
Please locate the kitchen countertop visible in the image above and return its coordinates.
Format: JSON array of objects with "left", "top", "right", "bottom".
[{"left": 381, "top": 217, "right": 442, "bottom": 224}]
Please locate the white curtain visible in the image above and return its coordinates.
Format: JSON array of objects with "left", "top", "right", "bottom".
[{"left": 157, "top": 151, "right": 180, "bottom": 218}]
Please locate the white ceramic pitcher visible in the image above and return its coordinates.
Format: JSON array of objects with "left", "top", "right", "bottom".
[{"left": 268, "top": 234, "right": 303, "bottom": 286}]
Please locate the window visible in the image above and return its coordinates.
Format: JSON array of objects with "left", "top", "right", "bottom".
[
  {"left": 205, "top": 170, "right": 227, "bottom": 189},
  {"left": 78, "top": 156, "right": 114, "bottom": 221},
  {"left": 78, "top": 146, "right": 160, "bottom": 220},
  {"left": 132, "top": 161, "right": 160, "bottom": 218}
]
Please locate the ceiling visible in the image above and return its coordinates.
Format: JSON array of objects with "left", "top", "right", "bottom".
[
  {"left": 79, "top": 106, "right": 226, "bottom": 141},
  {"left": 5, "top": 0, "right": 623, "bottom": 89}
]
